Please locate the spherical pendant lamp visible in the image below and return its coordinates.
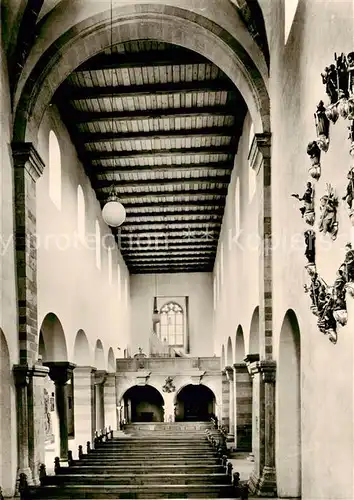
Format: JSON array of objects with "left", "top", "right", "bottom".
[{"left": 102, "top": 186, "right": 126, "bottom": 227}]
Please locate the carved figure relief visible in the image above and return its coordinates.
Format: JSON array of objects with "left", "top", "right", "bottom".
[
  {"left": 304, "top": 230, "right": 316, "bottom": 264},
  {"left": 292, "top": 182, "right": 315, "bottom": 225},
  {"left": 307, "top": 140, "right": 321, "bottom": 179},
  {"left": 43, "top": 388, "right": 53, "bottom": 441},
  {"left": 315, "top": 100, "right": 330, "bottom": 151},
  {"left": 318, "top": 184, "right": 338, "bottom": 240},
  {"left": 162, "top": 376, "right": 176, "bottom": 393}
]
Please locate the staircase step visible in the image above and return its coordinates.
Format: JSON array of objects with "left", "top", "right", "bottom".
[
  {"left": 29, "top": 484, "right": 235, "bottom": 498},
  {"left": 44, "top": 473, "right": 230, "bottom": 485},
  {"left": 57, "top": 465, "right": 225, "bottom": 475}
]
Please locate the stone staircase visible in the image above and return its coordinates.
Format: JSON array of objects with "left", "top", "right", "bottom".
[{"left": 27, "top": 422, "right": 237, "bottom": 498}]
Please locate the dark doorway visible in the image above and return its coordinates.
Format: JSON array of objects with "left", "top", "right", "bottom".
[
  {"left": 175, "top": 384, "right": 215, "bottom": 421},
  {"left": 123, "top": 385, "right": 164, "bottom": 422}
]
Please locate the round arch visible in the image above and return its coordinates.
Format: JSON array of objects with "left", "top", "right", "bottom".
[
  {"left": 226, "top": 336, "right": 233, "bottom": 366},
  {"left": 94, "top": 339, "right": 105, "bottom": 370},
  {"left": 0, "top": 330, "right": 16, "bottom": 496},
  {"left": 235, "top": 325, "right": 245, "bottom": 362},
  {"left": 39, "top": 312, "right": 68, "bottom": 361},
  {"left": 175, "top": 384, "right": 216, "bottom": 421},
  {"left": 107, "top": 347, "right": 115, "bottom": 372},
  {"left": 73, "top": 330, "right": 90, "bottom": 366},
  {"left": 121, "top": 385, "right": 165, "bottom": 423},
  {"left": 276, "top": 309, "right": 301, "bottom": 497},
  {"left": 13, "top": 2, "right": 269, "bottom": 143},
  {"left": 248, "top": 306, "right": 260, "bottom": 354}
]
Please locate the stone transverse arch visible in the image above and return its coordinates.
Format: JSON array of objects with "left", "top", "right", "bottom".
[
  {"left": 39, "top": 312, "right": 68, "bottom": 361},
  {"left": 13, "top": 1, "right": 270, "bottom": 144}
]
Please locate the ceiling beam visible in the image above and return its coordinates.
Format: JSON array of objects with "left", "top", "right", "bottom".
[
  {"left": 59, "top": 80, "right": 235, "bottom": 100},
  {"left": 130, "top": 268, "right": 213, "bottom": 274},
  {"left": 89, "top": 146, "right": 232, "bottom": 161},
  {"left": 94, "top": 175, "right": 231, "bottom": 189},
  {"left": 81, "top": 127, "right": 235, "bottom": 144},
  {"left": 125, "top": 215, "right": 223, "bottom": 224},
  {"left": 93, "top": 161, "right": 233, "bottom": 174},
  {"left": 121, "top": 223, "right": 220, "bottom": 233},
  {"left": 118, "top": 229, "right": 219, "bottom": 237},
  {"left": 76, "top": 49, "right": 212, "bottom": 71},
  {"left": 66, "top": 106, "right": 238, "bottom": 124},
  {"left": 97, "top": 187, "right": 228, "bottom": 198},
  {"left": 123, "top": 250, "right": 215, "bottom": 257},
  {"left": 125, "top": 208, "right": 224, "bottom": 217},
  {"left": 126, "top": 256, "right": 212, "bottom": 262},
  {"left": 120, "top": 246, "right": 216, "bottom": 254},
  {"left": 121, "top": 200, "right": 225, "bottom": 209}
]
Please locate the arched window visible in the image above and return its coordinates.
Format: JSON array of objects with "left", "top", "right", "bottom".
[
  {"left": 108, "top": 247, "right": 113, "bottom": 285},
  {"left": 48, "top": 130, "right": 61, "bottom": 209},
  {"left": 248, "top": 122, "right": 256, "bottom": 201},
  {"left": 95, "top": 220, "right": 101, "bottom": 269},
  {"left": 124, "top": 277, "right": 129, "bottom": 307},
  {"left": 235, "top": 178, "right": 240, "bottom": 238},
  {"left": 285, "top": 0, "right": 299, "bottom": 44},
  {"left": 213, "top": 276, "right": 217, "bottom": 310},
  {"left": 220, "top": 242, "right": 224, "bottom": 286},
  {"left": 77, "top": 185, "right": 85, "bottom": 241},
  {"left": 117, "top": 263, "right": 121, "bottom": 300},
  {"left": 158, "top": 302, "right": 184, "bottom": 347}
]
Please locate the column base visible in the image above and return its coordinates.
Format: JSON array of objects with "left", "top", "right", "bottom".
[
  {"left": 16, "top": 467, "right": 34, "bottom": 488},
  {"left": 248, "top": 466, "right": 277, "bottom": 497}
]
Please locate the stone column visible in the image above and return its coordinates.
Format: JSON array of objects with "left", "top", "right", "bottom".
[
  {"left": 221, "top": 370, "right": 229, "bottom": 428},
  {"left": 28, "top": 364, "right": 50, "bottom": 484},
  {"left": 44, "top": 362, "right": 76, "bottom": 460},
  {"left": 234, "top": 363, "right": 252, "bottom": 451},
  {"left": 73, "top": 367, "right": 95, "bottom": 453},
  {"left": 13, "top": 366, "right": 32, "bottom": 483},
  {"left": 104, "top": 373, "right": 117, "bottom": 431},
  {"left": 247, "top": 358, "right": 276, "bottom": 497},
  {"left": 95, "top": 371, "right": 107, "bottom": 432},
  {"left": 225, "top": 366, "right": 235, "bottom": 445}
]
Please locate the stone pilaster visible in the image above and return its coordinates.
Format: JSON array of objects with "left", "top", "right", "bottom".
[
  {"left": 95, "top": 370, "right": 107, "bottom": 432},
  {"left": 234, "top": 363, "right": 252, "bottom": 451},
  {"left": 247, "top": 358, "right": 277, "bottom": 497},
  {"left": 104, "top": 373, "right": 117, "bottom": 431},
  {"left": 73, "top": 367, "right": 96, "bottom": 454},
  {"left": 13, "top": 366, "right": 33, "bottom": 484},
  {"left": 44, "top": 362, "right": 76, "bottom": 460},
  {"left": 12, "top": 143, "right": 44, "bottom": 366},
  {"left": 225, "top": 366, "right": 235, "bottom": 444},
  {"left": 249, "top": 133, "right": 272, "bottom": 360},
  {"left": 221, "top": 369, "right": 229, "bottom": 428},
  {"left": 28, "top": 364, "right": 49, "bottom": 484}
]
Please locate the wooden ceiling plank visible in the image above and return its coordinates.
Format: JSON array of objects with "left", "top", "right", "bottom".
[
  {"left": 88, "top": 146, "right": 232, "bottom": 160},
  {"left": 92, "top": 161, "right": 232, "bottom": 174},
  {"left": 94, "top": 175, "right": 231, "bottom": 188},
  {"left": 68, "top": 106, "right": 239, "bottom": 123},
  {"left": 60, "top": 80, "right": 235, "bottom": 100}
]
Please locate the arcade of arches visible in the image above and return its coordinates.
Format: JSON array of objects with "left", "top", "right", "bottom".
[{"left": 0, "top": 1, "right": 353, "bottom": 499}]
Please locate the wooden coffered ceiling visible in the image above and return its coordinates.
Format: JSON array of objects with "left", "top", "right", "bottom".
[{"left": 54, "top": 40, "right": 247, "bottom": 273}]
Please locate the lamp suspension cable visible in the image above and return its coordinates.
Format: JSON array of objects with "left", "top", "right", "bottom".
[{"left": 101, "top": 0, "right": 126, "bottom": 227}]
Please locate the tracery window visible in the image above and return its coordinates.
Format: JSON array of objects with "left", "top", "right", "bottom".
[{"left": 158, "top": 302, "right": 184, "bottom": 347}]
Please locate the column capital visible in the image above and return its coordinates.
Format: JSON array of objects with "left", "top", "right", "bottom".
[
  {"left": 12, "top": 142, "right": 45, "bottom": 181},
  {"left": 224, "top": 365, "right": 234, "bottom": 381},
  {"left": 250, "top": 360, "right": 276, "bottom": 382},
  {"left": 74, "top": 365, "right": 96, "bottom": 376},
  {"left": 13, "top": 364, "right": 31, "bottom": 387},
  {"left": 248, "top": 133, "right": 271, "bottom": 173},
  {"left": 43, "top": 362, "right": 76, "bottom": 385},
  {"left": 32, "top": 364, "right": 49, "bottom": 378},
  {"left": 244, "top": 354, "right": 260, "bottom": 376},
  {"left": 95, "top": 370, "right": 108, "bottom": 385},
  {"left": 233, "top": 362, "right": 248, "bottom": 372}
]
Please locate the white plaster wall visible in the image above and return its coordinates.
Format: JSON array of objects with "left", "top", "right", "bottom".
[
  {"left": 259, "top": 1, "right": 354, "bottom": 498},
  {"left": 130, "top": 273, "right": 213, "bottom": 357},
  {"left": 214, "top": 113, "right": 259, "bottom": 362},
  {"left": 36, "top": 105, "right": 131, "bottom": 368}
]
